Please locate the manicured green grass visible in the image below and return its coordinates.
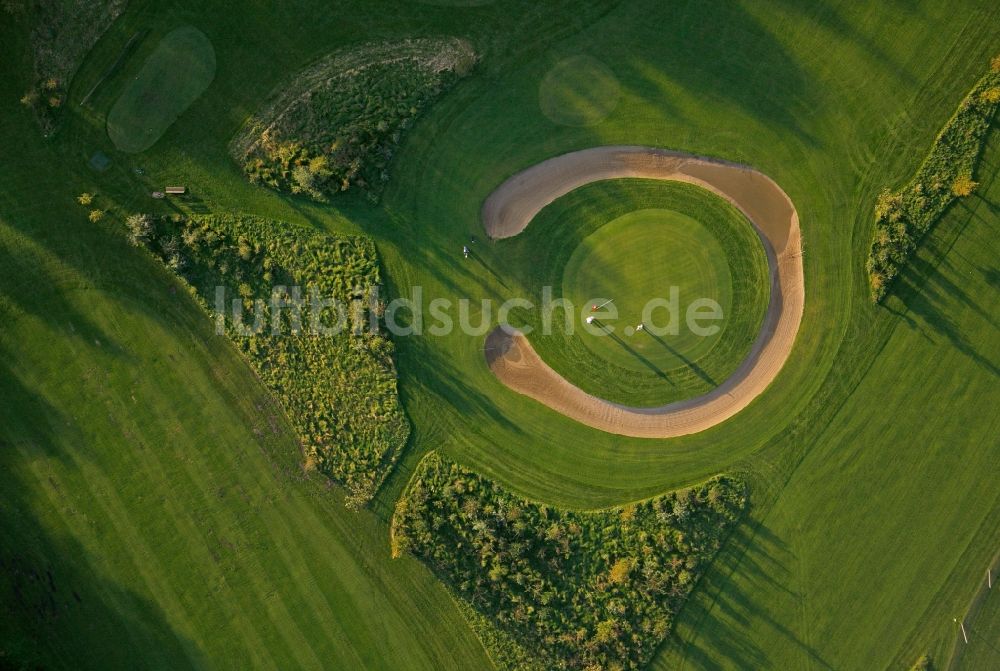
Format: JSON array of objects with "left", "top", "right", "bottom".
[
  {"left": 538, "top": 54, "right": 621, "bottom": 127},
  {"left": 106, "top": 26, "right": 215, "bottom": 153},
  {"left": 510, "top": 180, "right": 768, "bottom": 406},
  {"left": 565, "top": 210, "right": 730, "bottom": 369},
  {"left": 953, "top": 574, "right": 1000, "bottom": 669},
  {"left": 2, "top": 0, "right": 999, "bottom": 669},
  {"left": 231, "top": 38, "right": 475, "bottom": 201}
]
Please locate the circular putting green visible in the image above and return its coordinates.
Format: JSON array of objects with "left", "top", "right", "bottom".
[
  {"left": 562, "top": 208, "right": 732, "bottom": 373},
  {"left": 506, "top": 179, "right": 770, "bottom": 407},
  {"left": 107, "top": 26, "right": 216, "bottom": 153}
]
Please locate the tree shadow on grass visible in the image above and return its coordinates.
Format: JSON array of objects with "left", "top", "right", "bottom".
[
  {"left": 657, "top": 519, "right": 834, "bottom": 671},
  {"left": 0, "top": 358, "right": 204, "bottom": 669},
  {"left": 891, "top": 194, "right": 1000, "bottom": 379}
]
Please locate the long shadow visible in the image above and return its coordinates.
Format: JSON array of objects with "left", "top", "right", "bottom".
[
  {"left": 466, "top": 246, "right": 510, "bottom": 290},
  {"left": 613, "top": 1, "right": 820, "bottom": 149},
  {"left": 592, "top": 319, "right": 669, "bottom": 380},
  {"left": 642, "top": 329, "right": 717, "bottom": 386},
  {"left": 968, "top": 624, "right": 1000, "bottom": 659},
  {"left": 892, "top": 187, "right": 1000, "bottom": 379},
  {"left": 658, "top": 518, "right": 834, "bottom": 670}
]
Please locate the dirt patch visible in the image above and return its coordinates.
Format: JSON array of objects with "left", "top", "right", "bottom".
[{"left": 482, "top": 147, "right": 804, "bottom": 438}]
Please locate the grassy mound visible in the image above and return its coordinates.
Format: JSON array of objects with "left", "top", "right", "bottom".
[
  {"left": 538, "top": 55, "right": 620, "bottom": 127},
  {"left": 131, "top": 213, "right": 407, "bottom": 506},
  {"left": 866, "top": 56, "right": 1000, "bottom": 301},
  {"left": 106, "top": 26, "right": 216, "bottom": 153},
  {"left": 502, "top": 179, "right": 769, "bottom": 407},
  {"left": 392, "top": 452, "right": 747, "bottom": 670},
  {"left": 229, "top": 38, "right": 476, "bottom": 202}
]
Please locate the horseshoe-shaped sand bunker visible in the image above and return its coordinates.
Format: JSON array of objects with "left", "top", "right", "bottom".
[{"left": 482, "top": 146, "right": 804, "bottom": 438}]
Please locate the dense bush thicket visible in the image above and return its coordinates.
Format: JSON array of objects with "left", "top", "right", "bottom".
[
  {"left": 229, "top": 39, "right": 476, "bottom": 202},
  {"left": 392, "top": 452, "right": 747, "bottom": 670},
  {"left": 8, "top": 0, "right": 128, "bottom": 132},
  {"left": 867, "top": 57, "right": 1000, "bottom": 301},
  {"left": 137, "top": 213, "right": 408, "bottom": 507}
]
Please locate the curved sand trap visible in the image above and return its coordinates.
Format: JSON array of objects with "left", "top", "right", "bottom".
[{"left": 482, "top": 146, "right": 804, "bottom": 438}]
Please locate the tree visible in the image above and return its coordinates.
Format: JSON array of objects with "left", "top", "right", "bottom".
[
  {"left": 593, "top": 618, "right": 619, "bottom": 644},
  {"left": 125, "top": 213, "right": 154, "bottom": 246},
  {"left": 952, "top": 174, "right": 978, "bottom": 197},
  {"left": 291, "top": 165, "right": 318, "bottom": 197},
  {"left": 88, "top": 209, "right": 105, "bottom": 223},
  {"left": 608, "top": 557, "right": 634, "bottom": 585},
  {"left": 77, "top": 193, "right": 94, "bottom": 206}
]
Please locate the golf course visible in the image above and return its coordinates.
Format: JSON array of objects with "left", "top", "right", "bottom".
[{"left": 1, "top": 1, "right": 998, "bottom": 669}]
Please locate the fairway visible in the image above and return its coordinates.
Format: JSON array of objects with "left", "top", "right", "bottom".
[
  {"left": 2, "top": 1, "right": 999, "bottom": 670},
  {"left": 106, "top": 26, "right": 216, "bottom": 153}
]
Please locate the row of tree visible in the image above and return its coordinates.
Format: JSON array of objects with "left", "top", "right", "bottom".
[{"left": 867, "top": 56, "right": 1000, "bottom": 301}]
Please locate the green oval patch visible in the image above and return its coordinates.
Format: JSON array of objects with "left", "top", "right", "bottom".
[{"left": 107, "top": 26, "right": 216, "bottom": 153}]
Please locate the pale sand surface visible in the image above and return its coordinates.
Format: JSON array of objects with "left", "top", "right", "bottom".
[{"left": 482, "top": 147, "right": 803, "bottom": 438}]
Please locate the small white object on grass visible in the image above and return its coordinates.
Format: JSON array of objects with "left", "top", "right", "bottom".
[
  {"left": 955, "top": 618, "right": 969, "bottom": 644},
  {"left": 586, "top": 316, "right": 594, "bottom": 325}
]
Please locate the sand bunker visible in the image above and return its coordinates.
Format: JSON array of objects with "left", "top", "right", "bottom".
[{"left": 482, "top": 146, "right": 804, "bottom": 438}]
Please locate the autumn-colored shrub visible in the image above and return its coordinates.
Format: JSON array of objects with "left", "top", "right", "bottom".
[
  {"left": 866, "top": 58, "right": 1000, "bottom": 301},
  {"left": 138, "top": 213, "right": 409, "bottom": 507},
  {"left": 229, "top": 39, "right": 476, "bottom": 201}
]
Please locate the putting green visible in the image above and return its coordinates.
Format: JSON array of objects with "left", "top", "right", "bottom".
[
  {"left": 563, "top": 208, "right": 731, "bottom": 374},
  {"left": 107, "top": 26, "right": 216, "bottom": 153},
  {"left": 512, "top": 179, "right": 770, "bottom": 407}
]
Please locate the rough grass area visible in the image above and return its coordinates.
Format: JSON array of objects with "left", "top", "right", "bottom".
[
  {"left": 229, "top": 38, "right": 476, "bottom": 202},
  {"left": 392, "top": 452, "right": 746, "bottom": 671},
  {"left": 866, "top": 56, "right": 1000, "bottom": 301},
  {"left": 134, "top": 213, "right": 408, "bottom": 507},
  {"left": 106, "top": 26, "right": 216, "bottom": 153},
  {"left": 12, "top": 0, "right": 127, "bottom": 132}
]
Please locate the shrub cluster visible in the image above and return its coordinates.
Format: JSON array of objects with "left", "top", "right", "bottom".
[
  {"left": 136, "top": 213, "right": 408, "bottom": 507},
  {"left": 392, "top": 452, "right": 747, "bottom": 670},
  {"left": 866, "top": 58, "right": 1000, "bottom": 301},
  {"left": 230, "top": 39, "right": 476, "bottom": 202}
]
